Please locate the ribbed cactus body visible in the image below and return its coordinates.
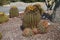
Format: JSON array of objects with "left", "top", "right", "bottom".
[
  {"left": 23, "top": 5, "right": 41, "bottom": 29},
  {"left": 9, "top": 6, "right": 19, "bottom": 18}
]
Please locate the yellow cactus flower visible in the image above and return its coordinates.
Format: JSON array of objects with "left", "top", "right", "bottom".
[{"left": 28, "top": 5, "right": 36, "bottom": 11}]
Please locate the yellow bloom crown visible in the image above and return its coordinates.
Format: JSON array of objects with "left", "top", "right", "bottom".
[{"left": 27, "top": 5, "right": 36, "bottom": 11}]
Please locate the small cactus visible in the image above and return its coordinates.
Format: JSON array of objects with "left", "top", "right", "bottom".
[
  {"left": 40, "top": 20, "right": 49, "bottom": 28},
  {"left": 0, "top": 12, "right": 9, "bottom": 24},
  {"left": 9, "top": 6, "right": 19, "bottom": 18},
  {"left": 37, "top": 22, "right": 47, "bottom": 34}
]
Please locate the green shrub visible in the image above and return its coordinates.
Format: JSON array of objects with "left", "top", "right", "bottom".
[
  {"left": 0, "top": 12, "right": 9, "bottom": 24},
  {"left": 0, "top": 0, "right": 8, "bottom": 6},
  {"left": 9, "top": 6, "right": 19, "bottom": 18},
  {"left": 23, "top": 5, "right": 41, "bottom": 29}
]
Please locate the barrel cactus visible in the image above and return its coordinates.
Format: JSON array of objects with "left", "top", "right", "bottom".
[
  {"left": 9, "top": 6, "right": 19, "bottom": 18},
  {"left": 0, "top": 12, "right": 9, "bottom": 24},
  {"left": 23, "top": 5, "right": 41, "bottom": 29}
]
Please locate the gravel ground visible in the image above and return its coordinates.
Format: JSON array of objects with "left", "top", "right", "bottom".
[{"left": 0, "top": 17, "right": 60, "bottom": 40}]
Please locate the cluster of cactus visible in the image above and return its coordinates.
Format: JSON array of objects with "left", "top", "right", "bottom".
[
  {"left": 0, "top": 12, "right": 9, "bottom": 24},
  {"left": 22, "top": 4, "right": 49, "bottom": 37},
  {"left": 9, "top": 6, "right": 19, "bottom": 18},
  {"left": 23, "top": 5, "right": 41, "bottom": 29}
]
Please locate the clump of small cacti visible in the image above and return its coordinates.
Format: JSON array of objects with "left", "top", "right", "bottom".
[
  {"left": 9, "top": 6, "right": 19, "bottom": 18},
  {"left": 0, "top": 12, "right": 9, "bottom": 24},
  {"left": 22, "top": 4, "right": 49, "bottom": 37},
  {"left": 23, "top": 5, "right": 41, "bottom": 29}
]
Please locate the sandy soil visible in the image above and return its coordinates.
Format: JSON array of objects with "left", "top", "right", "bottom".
[{"left": 0, "top": 16, "right": 60, "bottom": 40}]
